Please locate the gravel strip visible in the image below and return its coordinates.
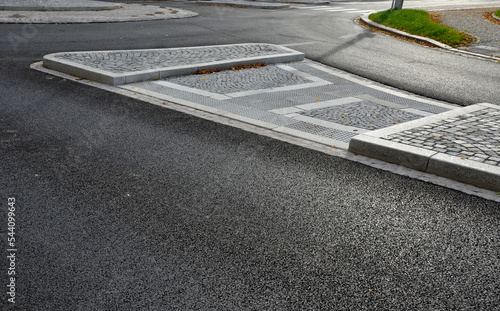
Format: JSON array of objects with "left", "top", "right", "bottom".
[{"left": 432, "top": 8, "right": 500, "bottom": 57}]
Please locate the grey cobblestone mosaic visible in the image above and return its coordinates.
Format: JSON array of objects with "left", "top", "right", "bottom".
[
  {"left": 165, "top": 65, "right": 311, "bottom": 94},
  {"left": 53, "top": 45, "right": 290, "bottom": 74},
  {"left": 383, "top": 107, "right": 500, "bottom": 166},
  {"left": 300, "top": 101, "right": 423, "bottom": 130},
  {"left": 129, "top": 60, "right": 458, "bottom": 146},
  {"left": 362, "top": 89, "right": 451, "bottom": 114}
]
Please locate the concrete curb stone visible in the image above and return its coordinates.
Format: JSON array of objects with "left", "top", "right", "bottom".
[{"left": 348, "top": 103, "right": 500, "bottom": 192}]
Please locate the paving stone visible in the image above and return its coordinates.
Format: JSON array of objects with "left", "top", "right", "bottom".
[
  {"left": 382, "top": 107, "right": 500, "bottom": 166},
  {"left": 53, "top": 44, "right": 292, "bottom": 73},
  {"left": 299, "top": 101, "right": 423, "bottom": 130}
]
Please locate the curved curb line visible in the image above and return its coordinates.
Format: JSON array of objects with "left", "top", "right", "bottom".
[
  {"left": 493, "top": 12, "right": 500, "bottom": 21},
  {"left": 359, "top": 13, "right": 500, "bottom": 62}
]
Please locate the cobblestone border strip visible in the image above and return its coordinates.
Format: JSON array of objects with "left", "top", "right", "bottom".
[
  {"left": 348, "top": 103, "right": 500, "bottom": 192},
  {"left": 359, "top": 13, "right": 500, "bottom": 62},
  {"left": 43, "top": 44, "right": 305, "bottom": 86}
]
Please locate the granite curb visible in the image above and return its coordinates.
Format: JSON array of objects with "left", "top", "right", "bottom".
[
  {"left": 348, "top": 103, "right": 500, "bottom": 192},
  {"left": 42, "top": 44, "right": 305, "bottom": 86},
  {"left": 359, "top": 13, "right": 500, "bottom": 62},
  {"left": 196, "top": 0, "right": 290, "bottom": 9}
]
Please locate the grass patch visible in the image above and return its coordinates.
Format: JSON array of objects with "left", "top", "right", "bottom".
[
  {"left": 495, "top": 10, "right": 500, "bottom": 18},
  {"left": 369, "top": 9, "right": 470, "bottom": 47}
]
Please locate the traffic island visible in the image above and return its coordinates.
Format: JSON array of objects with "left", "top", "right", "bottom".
[{"left": 43, "top": 44, "right": 305, "bottom": 86}]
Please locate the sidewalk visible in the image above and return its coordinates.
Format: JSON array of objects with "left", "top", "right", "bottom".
[{"left": 36, "top": 44, "right": 500, "bottom": 194}]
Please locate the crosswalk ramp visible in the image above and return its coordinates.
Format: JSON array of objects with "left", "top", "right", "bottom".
[{"left": 294, "top": 6, "right": 374, "bottom": 14}]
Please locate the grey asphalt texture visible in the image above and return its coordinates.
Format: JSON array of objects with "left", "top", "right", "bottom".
[
  {"left": 1, "top": 2, "right": 500, "bottom": 310},
  {"left": 2, "top": 60, "right": 500, "bottom": 310}
]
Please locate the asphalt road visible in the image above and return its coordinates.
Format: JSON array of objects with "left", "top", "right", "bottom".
[{"left": 1, "top": 1, "right": 499, "bottom": 310}]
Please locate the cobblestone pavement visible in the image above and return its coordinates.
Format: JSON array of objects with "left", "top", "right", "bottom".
[
  {"left": 432, "top": 7, "right": 500, "bottom": 57},
  {"left": 300, "top": 101, "right": 423, "bottom": 130},
  {"left": 384, "top": 107, "right": 500, "bottom": 165},
  {"left": 127, "top": 60, "right": 454, "bottom": 147},
  {"left": 0, "top": 2, "right": 198, "bottom": 23},
  {"left": 53, "top": 45, "right": 291, "bottom": 73},
  {"left": 169, "top": 66, "right": 310, "bottom": 94}
]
